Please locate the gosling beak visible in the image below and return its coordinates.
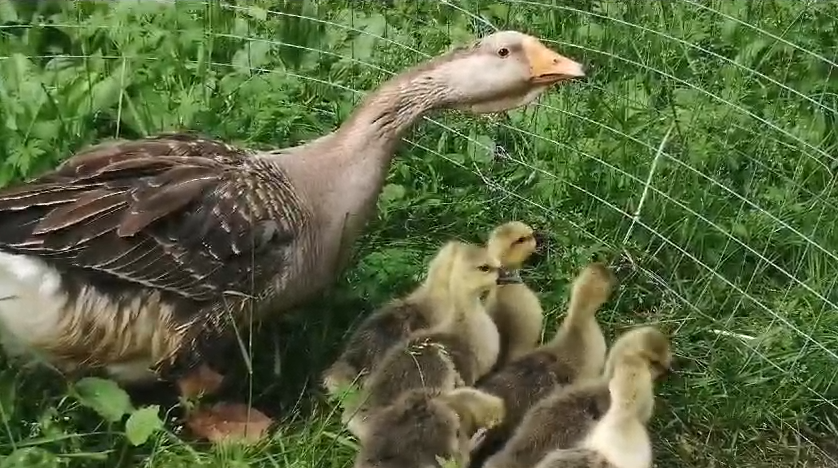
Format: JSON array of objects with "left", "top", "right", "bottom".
[
  {"left": 523, "top": 38, "right": 586, "bottom": 84},
  {"left": 659, "top": 359, "right": 679, "bottom": 379},
  {"left": 532, "top": 230, "right": 548, "bottom": 250},
  {"left": 496, "top": 267, "right": 523, "bottom": 285}
]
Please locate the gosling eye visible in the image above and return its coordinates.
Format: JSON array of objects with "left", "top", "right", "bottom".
[
  {"left": 497, "top": 47, "right": 510, "bottom": 58},
  {"left": 513, "top": 235, "right": 531, "bottom": 245},
  {"left": 478, "top": 264, "right": 492, "bottom": 272}
]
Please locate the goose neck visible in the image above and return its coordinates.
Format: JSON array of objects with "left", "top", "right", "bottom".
[{"left": 332, "top": 72, "right": 450, "bottom": 162}]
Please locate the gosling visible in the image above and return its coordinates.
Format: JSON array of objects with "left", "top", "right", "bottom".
[
  {"left": 485, "top": 221, "right": 545, "bottom": 367},
  {"left": 323, "top": 241, "right": 463, "bottom": 396},
  {"left": 352, "top": 387, "right": 505, "bottom": 468}
]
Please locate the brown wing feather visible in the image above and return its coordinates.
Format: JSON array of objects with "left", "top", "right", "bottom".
[
  {"left": 119, "top": 165, "right": 223, "bottom": 236},
  {"left": 0, "top": 133, "right": 306, "bottom": 303},
  {"left": 34, "top": 190, "right": 126, "bottom": 234}
]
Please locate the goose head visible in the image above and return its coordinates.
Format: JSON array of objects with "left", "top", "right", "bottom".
[
  {"left": 323, "top": 30, "right": 585, "bottom": 146},
  {"left": 430, "top": 30, "right": 585, "bottom": 113}
]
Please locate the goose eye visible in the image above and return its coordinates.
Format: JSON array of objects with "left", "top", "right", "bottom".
[
  {"left": 478, "top": 264, "right": 492, "bottom": 272},
  {"left": 513, "top": 236, "right": 528, "bottom": 244},
  {"left": 497, "top": 47, "right": 510, "bottom": 58}
]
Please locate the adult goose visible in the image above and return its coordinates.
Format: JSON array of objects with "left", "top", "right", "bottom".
[{"left": 0, "top": 31, "right": 583, "bottom": 414}]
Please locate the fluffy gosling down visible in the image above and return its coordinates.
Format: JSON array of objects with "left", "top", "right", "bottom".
[
  {"left": 469, "top": 262, "right": 617, "bottom": 468},
  {"left": 322, "top": 240, "right": 463, "bottom": 396},
  {"left": 532, "top": 348, "right": 658, "bottom": 468},
  {"left": 344, "top": 241, "right": 502, "bottom": 438},
  {"left": 485, "top": 221, "right": 545, "bottom": 367},
  {"left": 484, "top": 326, "right": 673, "bottom": 468},
  {"left": 352, "top": 387, "right": 505, "bottom": 468}
]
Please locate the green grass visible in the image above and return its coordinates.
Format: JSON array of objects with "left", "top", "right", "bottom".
[{"left": 0, "top": 0, "right": 837, "bottom": 466}]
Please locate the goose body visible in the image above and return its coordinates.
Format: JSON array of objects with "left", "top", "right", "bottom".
[
  {"left": 0, "top": 31, "right": 585, "bottom": 392},
  {"left": 0, "top": 136, "right": 315, "bottom": 381}
]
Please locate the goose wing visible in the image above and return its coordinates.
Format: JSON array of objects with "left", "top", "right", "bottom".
[{"left": 0, "top": 133, "right": 308, "bottom": 302}]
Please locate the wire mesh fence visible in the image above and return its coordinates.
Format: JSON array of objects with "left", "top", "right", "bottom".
[{"left": 0, "top": 1, "right": 836, "bottom": 467}]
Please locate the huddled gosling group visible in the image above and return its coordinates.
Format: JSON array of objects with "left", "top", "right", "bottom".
[{"left": 322, "top": 221, "right": 675, "bottom": 468}]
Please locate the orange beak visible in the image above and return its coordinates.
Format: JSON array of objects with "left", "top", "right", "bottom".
[{"left": 522, "top": 37, "right": 585, "bottom": 84}]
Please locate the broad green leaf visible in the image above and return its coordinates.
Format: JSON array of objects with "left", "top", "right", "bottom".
[
  {"left": 70, "top": 66, "right": 130, "bottom": 117},
  {"left": 125, "top": 405, "right": 165, "bottom": 446},
  {"left": 0, "top": 1, "right": 17, "bottom": 23},
  {"left": 351, "top": 13, "right": 387, "bottom": 61},
  {"left": 735, "top": 39, "right": 769, "bottom": 68},
  {"left": 486, "top": 4, "right": 509, "bottom": 19},
  {"left": 467, "top": 132, "right": 495, "bottom": 164},
  {"left": 31, "top": 120, "right": 61, "bottom": 142},
  {"left": 232, "top": 40, "right": 273, "bottom": 74},
  {"left": 329, "top": 381, "right": 362, "bottom": 410},
  {"left": 435, "top": 455, "right": 461, "bottom": 468},
  {"left": 445, "top": 152, "right": 466, "bottom": 164},
  {"left": 577, "top": 21, "right": 605, "bottom": 41},
  {"left": 380, "top": 183, "right": 406, "bottom": 204},
  {"left": 73, "top": 377, "right": 134, "bottom": 423},
  {"left": 232, "top": 17, "right": 250, "bottom": 38},
  {"left": 243, "top": 6, "right": 268, "bottom": 21},
  {"left": 1, "top": 447, "right": 59, "bottom": 468}
]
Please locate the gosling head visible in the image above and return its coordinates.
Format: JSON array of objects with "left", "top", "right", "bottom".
[
  {"left": 360, "top": 388, "right": 505, "bottom": 468},
  {"left": 604, "top": 326, "right": 673, "bottom": 381},
  {"left": 487, "top": 221, "right": 544, "bottom": 269},
  {"left": 419, "top": 30, "right": 585, "bottom": 114},
  {"left": 439, "top": 387, "right": 506, "bottom": 455},
  {"left": 448, "top": 242, "right": 502, "bottom": 296},
  {"left": 421, "top": 241, "right": 461, "bottom": 288},
  {"left": 571, "top": 262, "right": 618, "bottom": 306}
]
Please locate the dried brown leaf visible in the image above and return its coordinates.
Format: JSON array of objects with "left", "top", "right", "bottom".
[
  {"left": 185, "top": 402, "right": 273, "bottom": 444},
  {"left": 176, "top": 365, "right": 225, "bottom": 398}
]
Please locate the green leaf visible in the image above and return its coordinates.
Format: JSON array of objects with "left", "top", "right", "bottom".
[
  {"left": 0, "top": 0, "right": 18, "bottom": 24},
  {"left": 380, "top": 183, "right": 406, "bottom": 204},
  {"left": 467, "top": 132, "right": 495, "bottom": 164},
  {"left": 73, "top": 377, "right": 134, "bottom": 423},
  {"left": 79, "top": 69, "right": 130, "bottom": 116},
  {"left": 232, "top": 40, "right": 273, "bottom": 74},
  {"left": 351, "top": 13, "right": 387, "bottom": 61},
  {"left": 486, "top": 4, "right": 509, "bottom": 19},
  {"left": 329, "top": 381, "right": 362, "bottom": 410},
  {"left": 243, "top": 6, "right": 268, "bottom": 21},
  {"left": 1, "top": 448, "right": 59, "bottom": 468},
  {"left": 435, "top": 455, "right": 462, "bottom": 468},
  {"left": 125, "top": 405, "right": 165, "bottom": 446}
]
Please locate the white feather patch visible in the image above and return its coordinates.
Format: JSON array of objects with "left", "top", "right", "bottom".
[
  {"left": 0, "top": 252, "right": 66, "bottom": 358},
  {"left": 0, "top": 252, "right": 159, "bottom": 383}
]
